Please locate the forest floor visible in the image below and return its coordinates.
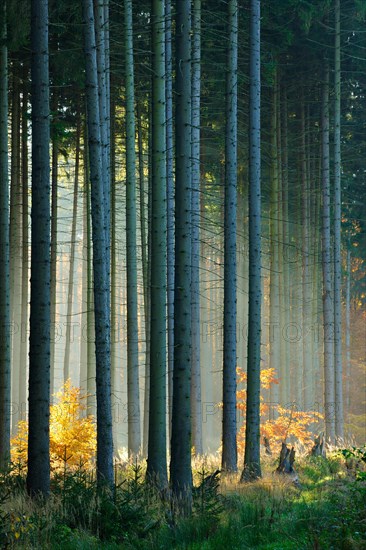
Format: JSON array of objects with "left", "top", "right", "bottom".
[{"left": 0, "top": 450, "right": 365, "bottom": 549}]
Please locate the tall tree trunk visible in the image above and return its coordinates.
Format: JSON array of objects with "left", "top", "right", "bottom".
[
  {"left": 241, "top": 0, "right": 261, "bottom": 482},
  {"left": 269, "top": 75, "right": 280, "bottom": 410},
  {"left": 191, "top": 0, "right": 203, "bottom": 458},
  {"left": 136, "top": 103, "right": 149, "bottom": 457},
  {"left": 83, "top": 0, "right": 113, "bottom": 488},
  {"left": 171, "top": 0, "right": 192, "bottom": 509},
  {"left": 222, "top": 0, "right": 238, "bottom": 473},
  {"left": 345, "top": 243, "right": 351, "bottom": 419},
  {"left": 301, "top": 98, "right": 312, "bottom": 411},
  {"left": 165, "top": 0, "right": 174, "bottom": 447},
  {"left": 333, "top": 0, "right": 343, "bottom": 440},
  {"left": 146, "top": 0, "right": 167, "bottom": 486},
  {"left": 27, "top": 0, "right": 51, "bottom": 497},
  {"left": 110, "top": 92, "right": 119, "bottom": 447},
  {"left": 124, "top": 0, "right": 141, "bottom": 457},
  {"left": 49, "top": 96, "right": 58, "bottom": 399},
  {"left": 84, "top": 124, "right": 96, "bottom": 416},
  {"left": 19, "top": 81, "right": 29, "bottom": 422},
  {"left": 321, "top": 64, "right": 336, "bottom": 443},
  {"left": 80, "top": 163, "right": 88, "bottom": 396},
  {"left": 10, "top": 65, "right": 22, "bottom": 432},
  {"left": 63, "top": 113, "right": 81, "bottom": 382},
  {"left": 280, "top": 85, "right": 291, "bottom": 405},
  {"left": 0, "top": 1, "right": 11, "bottom": 467}
]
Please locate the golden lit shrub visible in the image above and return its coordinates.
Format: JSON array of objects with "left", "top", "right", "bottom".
[
  {"left": 11, "top": 381, "right": 96, "bottom": 470},
  {"left": 236, "top": 367, "right": 323, "bottom": 453}
]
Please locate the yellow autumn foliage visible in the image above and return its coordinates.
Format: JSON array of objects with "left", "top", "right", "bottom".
[
  {"left": 11, "top": 381, "right": 96, "bottom": 470},
  {"left": 236, "top": 367, "right": 323, "bottom": 453}
]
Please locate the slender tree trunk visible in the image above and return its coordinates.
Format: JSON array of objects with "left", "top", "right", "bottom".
[
  {"left": 137, "top": 103, "right": 149, "bottom": 457},
  {"left": 0, "top": 1, "right": 11, "bottom": 467},
  {"left": 27, "top": 0, "right": 51, "bottom": 497},
  {"left": 49, "top": 97, "right": 58, "bottom": 399},
  {"left": 63, "top": 113, "right": 81, "bottom": 382},
  {"left": 10, "top": 65, "right": 22, "bottom": 432},
  {"left": 124, "top": 0, "right": 141, "bottom": 457},
  {"left": 345, "top": 243, "right": 351, "bottom": 419},
  {"left": 80, "top": 167, "right": 88, "bottom": 396},
  {"left": 165, "top": 0, "right": 174, "bottom": 447},
  {"left": 321, "top": 64, "right": 336, "bottom": 443},
  {"left": 84, "top": 126, "right": 96, "bottom": 416},
  {"left": 191, "top": 0, "right": 203, "bottom": 458},
  {"left": 171, "top": 0, "right": 192, "bottom": 509},
  {"left": 146, "top": 0, "right": 167, "bottom": 485},
  {"left": 222, "top": 0, "right": 238, "bottom": 473},
  {"left": 110, "top": 92, "right": 119, "bottom": 447},
  {"left": 301, "top": 98, "right": 312, "bottom": 411},
  {"left": 241, "top": 0, "right": 261, "bottom": 482},
  {"left": 19, "top": 81, "right": 29, "bottom": 422},
  {"left": 333, "top": 0, "right": 343, "bottom": 440},
  {"left": 269, "top": 76, "right": 280, "bottom": 410},
  {"left": 281, "top": 86, "right": 291, "bottom": 405},
  {"left": 83, "top": 0, "right": 113, "bottom": 487}
]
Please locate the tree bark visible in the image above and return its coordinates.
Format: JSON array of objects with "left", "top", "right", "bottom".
[
  {"left": 10, "top": 66, "right": 22, "bottom": 432},
  {"left": 241, "top": 0, "right": 262, "bottom": 482},
  {"left": 124, "top": 0, "right": 141, "bottom": 458},
  {"left": 321, "top": 64, "right": 336, "bottom": 442},
  {"left": 170, "top": 0, "right": 192, "bottom": 510},
  {"left": 0, "top": 1, "right": 11, "bottom": 467},
  {"left": 165, "top": 0, "right": 174, "bottom": 449},
  {"left": 222, "top": 0, "right": 238, "bottom": 473},
  {"left": 83, "top": 0, "right": 113, "bottom": 488},
  {"left": 19, "top": 79, "right": 29, "bottom": 423},
  {"left": 146, "top": 0, "right": 168, "bottom": 486},
  {"left": 27, "top": 0, "right": 51, "bottom": 497},
  {"left": 191, "top": 0, "right": 203, "bottom": 459},
  {"left": 333, "top": 0, "right": 343, "bottom": 440},
  {"left": 63, "top": 112, "right": 81, "bottom": 382}
]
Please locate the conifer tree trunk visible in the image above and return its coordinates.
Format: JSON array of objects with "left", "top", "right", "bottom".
[
  {"left": 222, "top": 0, "right": 238, "bottom": 473},
  {"left": 83, "top": 0, "right": 113, "bottom": 487},
  {"left": 165, "top": 0, "right": 174, "bottom": 445},
  {"left": 333, "top": 0, "right": 343, "bottom": 440},
  {"left": 124, "top": 0, "right": 141, "bottom": 457},
  {"left": 0, "top": 1, "right": 11, "bottom": 467},
  {"left": 19, "top": 83, "right": 29, "bottom": 422},
  {"left": 191, "top": 0, "right": 203, "bottom": 458},
  {"left": 146, "top": 0, "right": 167, "bottom": 485},
  {"left": 345, "top": 243, "right": 351, "bottom": 418},
  {"left": 171, "top": 0, "right": 193, "bottom": 508},
  {"left": 136, "top": 102, "right": 149, "bottom": 456},
  {"left": 80, "top": 171, "right": 88, "bottom": 397},
  {"left": 27, "top": 0, "right": 51, "bottom": 497},
  {"left": 63, "top": 114, "right": 81, "bottom": 382},
  {"left": 321, "top": 64, "right": 336, "bottom": 443},
  {"left": 10, "top": 68, "right": 22, "bottom": 431},
  {"left": 268, "top": 77, "right": 280, "bottom": 410},
  {"left": 241, "top": 0, "right": 261, "bottom": 482},
  {"left": 280, "top": 86, "right": 291, "bottom": 404},
  {"left": 110, "top": 94, "right": 119, "bottom": 446},
  {"left": 84, "top": 129, "right": 96, "bottom": 416},
  {"left": 49, "top": 101, "right": 58, "bottom": 399},
  {"left": 301, "top": 99, "right": 312, "bottom": 411}
]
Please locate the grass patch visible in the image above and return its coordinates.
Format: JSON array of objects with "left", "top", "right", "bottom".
[{"left": 0, "top": 454, "right": 365, "bottom": 549}]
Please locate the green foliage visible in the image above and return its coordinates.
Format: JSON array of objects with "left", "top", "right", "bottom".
[
  {"left": 340, "top": 446, "right": 366, "bottom": 481},
  {"left": 0, "top": 457, "right": 365, "bottom": 548}
]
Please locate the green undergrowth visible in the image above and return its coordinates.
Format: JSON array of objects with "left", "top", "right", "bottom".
[{"left": 0, "top": 451, "right": 365, "bottom": 549}]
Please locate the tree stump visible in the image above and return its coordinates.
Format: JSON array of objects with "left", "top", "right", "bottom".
[
  {"left": 310, "top": 433, "right": 326, "bottom": 458},
  {"left": 276, "top": 442, "right": 300, "bottom": 487},
  {"left": 263, "top": 436, "right": 272, "bottom": 456}
]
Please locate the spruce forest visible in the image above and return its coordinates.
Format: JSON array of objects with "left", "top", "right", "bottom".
[{"left": 0, "top": 0, "right": 365, "bottom": 548}]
